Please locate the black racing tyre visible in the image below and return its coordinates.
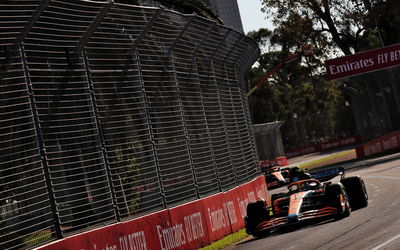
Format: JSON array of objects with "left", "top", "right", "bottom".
[
  {"left": 289, "top": 166, "right": 300, "bottom": 175},
  {"left": 246, "top": 200, "right": 268, "bottom": 217},
  {"left": 341, "top": 176, "right": 368, "bottom": 210},
  {"left": 245, "top": 200, "right": 271, "bottom": 237},
  {"left": 251, "top": 230, "right": 271, "bottom": 238},
  {"left": 298, "top": 172, "right": 312, "bottom": 180},
  {"left": 325, "top": 183, "right": 351, "bottom": 219}
]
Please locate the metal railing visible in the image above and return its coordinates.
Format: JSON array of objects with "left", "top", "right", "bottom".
[{"left": 0, "top": 0, "right": 260, "bottom": 249}]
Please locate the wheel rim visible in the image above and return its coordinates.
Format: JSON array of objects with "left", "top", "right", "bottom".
[
  {"left": 361, "top": 180, "right": 368, "bottom": 200},
  {"left": 340, "top": 194, "right": 346, "bottom": 212}
]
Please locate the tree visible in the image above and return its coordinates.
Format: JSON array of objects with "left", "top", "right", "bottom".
[
  {"left": 373, "top": 0, "right": 400, "bottom": 45},
  {"left": 247, "top": 3, "right": 359, "bottom": 149},
  {"left": 248, "top": 0, "right": 400, "bottom": 148},
  {"left": 261, "top": 0, "right": 373, "bottom": 56}
]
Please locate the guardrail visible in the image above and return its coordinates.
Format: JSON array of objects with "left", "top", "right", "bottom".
[
  {"left": 0, "top": 0, "right": 260, "bottom": 249},
  {"left": 36, "top": 176, "right": 268, "bottom": 250},
  {"left": 285, "top": 135, "right": 362, "bottom": 158},
  {"left": 356, "top": 131, "right": 400, "bottom": 158}
]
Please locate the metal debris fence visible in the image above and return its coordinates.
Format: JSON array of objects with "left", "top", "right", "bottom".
[{"left": 0, "top": 0, "right": 260, "bottom": 249}]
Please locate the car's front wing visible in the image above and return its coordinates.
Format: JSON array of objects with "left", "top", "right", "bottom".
[{"left": 252, "top": 206, "right": 338, "bottom": 234}]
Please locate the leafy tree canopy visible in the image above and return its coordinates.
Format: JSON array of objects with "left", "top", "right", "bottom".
[{"left": 260, "top": 0, "right": 373, "bottom": 56}]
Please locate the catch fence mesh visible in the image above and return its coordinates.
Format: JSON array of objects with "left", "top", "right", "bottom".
[{"left": 0, "top": 0, "right": 260, "bottom": 249}]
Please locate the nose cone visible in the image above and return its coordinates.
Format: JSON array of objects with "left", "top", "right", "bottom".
[
  {"left": 273, "top": 172, "right": 286, "bottom": 182},
  {"left": 288, "top": 213, "right": 298, "bottom": 223}
]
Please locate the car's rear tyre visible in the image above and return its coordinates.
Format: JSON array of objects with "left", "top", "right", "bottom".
[{"left": 341, "top": 176, "right": 368, "bottom": 210}]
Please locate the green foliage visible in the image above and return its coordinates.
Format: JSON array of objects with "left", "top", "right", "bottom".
[
  {"left": 260, "top": 0, "right": 400, "bottom": 55},
  {"left": 115, "top": 140, "right": 142, "bottom": 214},
  {"left": 246, "top": 3, "right": 358, "bottom": 149},
  {"left": 372, "top": 0, "right": 400, "bottom": 45},
  {"left": 200, "top": 229, "right": 248, "bottom": 250},
  {"left": 23, "top": 230, "right": 52, "bottom": 248},
  {"left": 260, "top": 0, "right": 371, "bottom": 55}
]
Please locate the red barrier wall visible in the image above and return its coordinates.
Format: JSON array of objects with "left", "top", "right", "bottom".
[
  {"left": 275, "top": 156, "right": 289, "bottom": 166},
  {"left": 36, "top": 176, "right": 269, "bottom": 250},
  {"left": 38, "top": 210, "right": 171, "bottom": 250},
  {"left": 202, "top": 193, "right": 232, "bottom": 242},
  {"left": 356, "top": 131, "right": 400, "bottom": 158},
  {"left": 120, "top": 210, "right": 171, "bottom": 250},
  {"left": 285, "top": 135, "right": 362, "bottom": 159},
  {"left": 168, "top": 200, "right": 210, "bottom": 249},
  {"left": 253, "top": 176, "right": 269, "bottom": 202},
  {"left": 223, "top": 186, "right": 245, "bottom": 232}
]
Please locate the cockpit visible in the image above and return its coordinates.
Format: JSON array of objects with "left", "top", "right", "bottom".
[{"left": 288, "top": 180, "right": 321, "bottom": 193}]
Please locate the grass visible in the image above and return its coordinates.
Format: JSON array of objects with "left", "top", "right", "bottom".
[
  {"left": 298, "top": 149, "right": 355, "bottom": 170},
  {"left": 23, "top": 230, "right": 52, "bottom": 248},
  {"left": 200, "top": 229, "right": 249, "bottom": 250}
]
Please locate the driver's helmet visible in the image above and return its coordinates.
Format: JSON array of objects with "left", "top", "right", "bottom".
[
  {"left": 272, "top": 166, "right": 280, "bottom": 172},
  {"left": 300, "top": 182, "right": 308, "bottom": 191}
]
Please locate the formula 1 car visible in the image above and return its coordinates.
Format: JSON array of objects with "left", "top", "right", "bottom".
[
  {"left": 262, "top": 164, "right": 310, "bottom": 189},
  {"left": 245, "top": 169, "right": 368, "bottom": 237}
]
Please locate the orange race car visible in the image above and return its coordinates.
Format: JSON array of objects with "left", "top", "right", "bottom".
[
  {"left": 245, "top": 170, "right": 368, "bottom": 237},
  {"left": 262, "top": 164, "right": 310, "bottom": 189}
]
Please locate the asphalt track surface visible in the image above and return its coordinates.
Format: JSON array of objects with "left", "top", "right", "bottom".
[{"left": 231, "top": 155, "right": 400, "bottom": 250}]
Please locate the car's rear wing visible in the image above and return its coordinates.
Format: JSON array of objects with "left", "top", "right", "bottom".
[{"left": 309, "top": 167, "right": 345, "bottom": 182}]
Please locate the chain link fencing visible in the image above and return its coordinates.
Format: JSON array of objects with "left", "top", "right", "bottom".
[
  {"left": 0, "top": 0, "right": 260, "bottom": 248},
  {"left": 254, "top": 122, "right": 285, "bottom": 161}
]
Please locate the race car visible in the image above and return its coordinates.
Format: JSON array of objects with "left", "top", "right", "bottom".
[
  {"left": 262, "top": 163, "right": 310, "bottom": 189},
  {"left": 245, "top": 170, "right": 368, "bottom": 237}
]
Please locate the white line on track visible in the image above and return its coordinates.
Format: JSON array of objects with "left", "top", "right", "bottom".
[
  {"left": 371, "top": 233, "right": 400, "bottom": 250},
  {"left": 364, "top": 176, "right": 400, "bottom": 181}
]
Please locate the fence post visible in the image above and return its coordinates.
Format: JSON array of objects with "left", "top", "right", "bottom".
[
  {"left": 130, "top": 8, "right": 162, "bottom": 53},
  {"left": 131, "top": 9, "right": 168, "bottom": 208},
  {"left": 190, "top": 21, "right": 222, "bottom": 192},
  {"left": 223, "top": 36, "right": 252, "bottom": 181},
  {"left": 136, "top": 52, "right": 168, "bottom": 208},
  {"left": 191, "top": 22, "right": 216, "bottom": 60},
  {"left": 387, "top": 68, "right": 400, "bottom": 120},
  {"left": 236, "top": 62, "right": 261, "bottom": 175},
  {"left": 82, "top": 47, "right": 122, "bottom": 221},
  {"left": 374, "top": 74, "right": 393, "bottom": 131},
  {"left": 77, "top": 0, "right": 114, "bottom": 48},
  {"left": 241, "top": 46, "right": 262, "bottom": 168},
  {"left": 16, "top": 0, "right": 64, "bottom": 240},
  {"left": 209, "top": 29, "right": 239, "bottom": 187},
  {"left": 76, "top": 0, "right": 121, "bottom": 222},
  {"left": 16, "top": 0, "right": 51, "bottom": 44},
  {"left": 166, "top": 15, "right": 194, "bottom": 57},
  {"left": 223, "top": 61, "right": 248, "bottom": 181},
  {"left": 167, "top": 15, "right": 201, "bottom": 198},
  {"left": 221, "top": 34, "right": 246, "bottom": 184},
  {"left": 19, "top": 43, "right": 63, "bottom": 240}
]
